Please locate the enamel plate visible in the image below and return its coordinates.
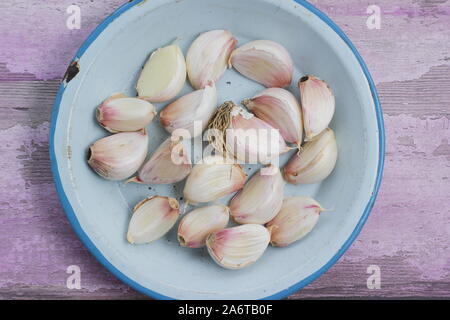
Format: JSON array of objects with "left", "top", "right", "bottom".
[{"left": 50, "top": 0, "right": 385, "bottom": 299}]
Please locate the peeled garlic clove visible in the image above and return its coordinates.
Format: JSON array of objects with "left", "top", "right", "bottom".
[
  {"left": 207, "top": 101, "right": 290, "bottom": 164},
  {"left": 177, "top": 205, "right": 230, "bottom": 248},
  {"left": 136, "top": 44, "right": 186, "bottom": 102},
  {"left": 96, "top": 94, "right": 156, "bottom": 133},
  {"left": 284, "top": 128, "right": 337, "bottom": 184},
  {"left": 230, "top": 165, "right": 284, "bottom": 224},
  {"left": 186, "top": 30, "right": 237, "bottom": 89},
  {"left": 206, "top": 224, "right": 270, "bottom": 270},
  {"left": 127, "top": 196, "right": 179, "bottom": 244},
  {"left": 243, "top": 88, "right": 303, "bottom": 145},
  {"left": 230, "top": 40, "right": 293, "bottom": 88},
  {"left": 267, "top": 196, "right": 324, "bottom": 247},
  {"left": 298, "top": 75, "right": 335, "bottom": 140},
  {"left": 160, "top": 84, "right": 217, "bottom": 138},
  {"left": 183, "top": 156, "right": 247, "bottom": 204},
  {"left": 131, "top": 136, "right": 191, "bottom": 184},
  {"left": 88, "top": 130, "right": 148, "bottom": 181}
]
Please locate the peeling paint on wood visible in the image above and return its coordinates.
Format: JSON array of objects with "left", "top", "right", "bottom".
[{"left": 0, "top": 0, "right": 449, "bottom": 299}]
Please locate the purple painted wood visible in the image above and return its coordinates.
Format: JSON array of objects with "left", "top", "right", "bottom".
[{"left": 0, "top": 0, "right": 449, "bottom": 299}]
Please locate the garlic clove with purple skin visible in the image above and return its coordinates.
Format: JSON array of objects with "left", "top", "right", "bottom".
[
  {"left": 136, "top": 44, "right": 186, "bottom": 102},
  {"left": 87, "top": 130, "right": 148, "bottom": 181},
  {"left": 127, "top": 196, "right": 180, "bottom": 244},
  {"left": 177, "top": 205, "right": 230, "bottom": 248},
  {"left": 207, "top": 101, "right": 291, "bottom": 164},
  {"left": 230, "top": 40, "right": 293, "bottom": 88},
  {"left": 96, "top": 94, "right": 156, "bottom": 133},
  {"left": 129, "top": 136, "right": 191, "bottom": 185},
  {"left": 206, "top": 224, "right": 270, "bottom": 270},
  {"left": 298, "top": 75, "right": 335, "bottom": 140},
  {"left": 186, "top": 30, "right": 237, "bottom": 89},
  {"left": 230, "top": 165, "right": 284, "bottom": 225},
  {"left": 283, "top": 128, "right": 337, "bottom": 184},
  {"left": 160, "top": 84, "right": 217, "bottom": 138},
  {"left": 243, "top": 88, "right": 303, "bottom": 146},
  {"left": 183, "top": 155, "right": 247, "bottom": 204},
  {"left": 267, "top": 196, "right": 325, "bottom": 247}
]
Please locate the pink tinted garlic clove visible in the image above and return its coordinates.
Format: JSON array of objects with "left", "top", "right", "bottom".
[
  {"left": 177, "top": 205, "right": 230, "bottom": 248},
  {"left": 230, "top": 40, "right": 293, "bottom": 88},
  {"left": 96, "top": 94, "right": 156, "bottom": 133},
  {"left": 267, "top": 196, "right": 325, "bottom": 247},
  {"left": 186, "top": 30, "right": 237, "bottom": 89},
  {"left": 230, "top": 165, "right": 285, "bottom": 224},
  {"left": 298, "top": 75, "right": 335, "bottom": 140},
  {"left": 243, "top": 87, "right": 303, "bottom": 145},
  {"left": 206, "top": 224, "right": 270, "bottom": 270},
  {"left": 127, "top": 196, "right": 180, "bottom": 244},
  {"left": 130, "top": 136, "right": 191, "bottom": 185},
  {"left": 183, "top": 155, "right": 247, "bottom": 204},
  {"left": 87, "top": 130, "right": 148, "bottom": 181},
  {"left": 160, "top": 84, "right": 217, "bottom": 138},
  {"left": 283, "top": 128, "right": 337, "bottom": 184}
]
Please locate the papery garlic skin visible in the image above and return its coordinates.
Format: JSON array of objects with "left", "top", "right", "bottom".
[
  {"left": 230, "top": 165, "right": 284, "bottom": 224},
  {"left": 267, "top": 196, "right": 323, "bottom": 247},
  {"left": 160, "top": 84, "right": 217, "bottom": 138},
  {"left": 230, "top": 40, "right": 293, "bottom": 88},
  {"left": 298, "top": 75, "right": 335, "bottom": 140},
  {"left": 88, "top": 130, "right": 148, "bottom": 181},
  {"left": 243, "top": 88, "right": 303, "bottom": 145},
  {"left": 183, "top": 156, "right": 247, "bottom": 204},
  {"left": 96, "top": 94, "right": 156, "bottom": 133},
  {"left": 206, "top": 224, "right": 270, "bottom": 270},
  {"left": 178, "top": 205, "right": 230, "bottom": 248},
  {"left": 284, "top": 128, "right": 337, "bottom": 184},
  {"left": 127, "top": 196, "right": 179, "bottom": 244},
  {"left": 186, "top": 30, "right": 237, "bottom": 89},
  {"left": 131, "top": 136, "right": 191, "bottom": 184},
  {"left": 136, "top": 44, "right": 186, "bottom": 102},
  {"left": 226, "top": 106, "right": 290, "bottom": 164}
]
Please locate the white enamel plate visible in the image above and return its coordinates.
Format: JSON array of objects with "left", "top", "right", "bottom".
[{"left": 50, "top": 0, "right": 384, "bottom": 299}]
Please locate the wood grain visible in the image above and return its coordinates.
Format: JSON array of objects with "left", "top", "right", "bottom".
[{"left": 0, "top": 0, "right": 449, "bottom": 299}]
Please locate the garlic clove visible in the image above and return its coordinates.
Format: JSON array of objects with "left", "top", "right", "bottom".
[
  {"left": 230, "top": 40, "right": 293, "bottom": 88},
  {"left": 206, "top": 224, "right": 270, "bottom": 270},
  {"left": 230, "top": 165, "right": 284, "bottom": 224},
  {"left": 183, "top": 155, "right": 247, "bottom": 204},
  {"left": 87, "top": 130, "right": 148, "bottom": 181},
  {"left": 243, "top": 88, "right": 303, "bottom": 145},
  {"left": 177, "top": 205, "right": 230, "bottom": 248},
  {"left": 160, "top": 84, "right": 217, "bottom": 138},
  {"left": 298, "top": 75, "right": 335, "bottom": 140},
  {"left": 96, "top": 94, "right": 156, "bottom": 133},
  {"left": 284, "top": 128, "right": 337, "bottom": 184},
  {"left": 127, "top": 196, "right": 180, "bottom": 244},
  {"left": 130, "top": 136, "right": 191, "bottom": 184},
  {"left": 267, "top": 196, "right": 324, "bottom": 247},
  {"left": 186, "top": 30, "right": 237, "bottom": 89},
  {"left": 136, "top": 44, "right": 186, "bottom": 102},
  {"left": 207, "top": 102, "right": 290, "bottom": 164}
]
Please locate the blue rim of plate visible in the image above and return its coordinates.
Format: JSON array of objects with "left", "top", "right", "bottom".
[{"left": 49, "top": 0, "right": 385, "bottom": 300}]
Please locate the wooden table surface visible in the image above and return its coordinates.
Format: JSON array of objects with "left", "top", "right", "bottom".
[{"left": 0, "top": 0, "right": 449, "bottom": 299}]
